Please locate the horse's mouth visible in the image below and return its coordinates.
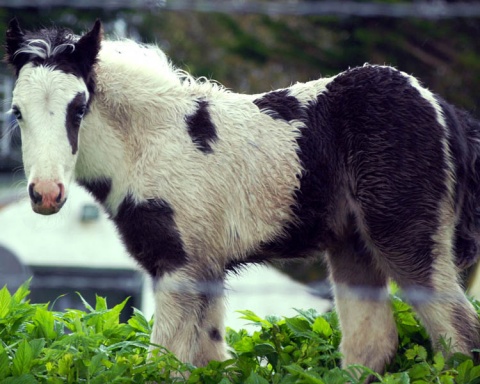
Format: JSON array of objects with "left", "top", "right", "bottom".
[{"left": 31, "top": 198, "right": 67, "bottom": 215}]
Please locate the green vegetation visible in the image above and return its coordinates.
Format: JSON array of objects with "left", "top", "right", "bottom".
[
  {"left": 1, "top": 281, "right": 480, "bottom": 383},
  {"left": 1, "top": 2, "right": 479, "bottom": 115}
]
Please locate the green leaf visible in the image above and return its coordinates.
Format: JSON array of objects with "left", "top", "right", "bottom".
[
  {"left": 0, "top": 286, "right": 12, "bottom": 318},
  {"left": 312, "top": 317, "right": 332, "bottom": 338},
  {"left": 408, "top": 363, "right": 431, "bottom": 380},
  {"left": 284, "top": 364, "right": 325, "bottom": 384},
  {"left": 29, "top": 339, "right": 46, "bottom": 360},
  {"left": 88, "top": 352, "right": 107, "bottom": 376},
  {"left": 405, "top": 345, "right": 428, "bottom": 362},
  {"left": 323, "top": 368, "right": 356, "bottom": 384},
  {"left": 254, "top": 343, "right": 278, "bottom": 367},
  {"left": 254, "top": 343, "right": 276, "bottom": 356},
  {"left": 12, "top": 340, "right": 33, "bottom": 377},
  {"left": 101, "top": 297, "right": 129, "bottom": 331},
  {"left": 76, "top": 292, "right": 94, "bottom": 312},
  {"left": 433, "top": 352, "right": 445, "bottom": 372},
  {"left": 127, "top": 308, "right": 151, "bottom": 333},
  {"left": 0, "top": 347, "right": 11, "bottom": 380},
  {"left": 244, "top": 371, "right": 270, "bottom": 384},
  {"left": 285, "top": 318, "right": 313, "bottom": 337},
  {"left": 237, "top": 310, "right": 272, "bottom": 328},
  {"left": 234, "top": 336, "right": 255, "bottom": 353},
  {"left": 111, "top": 297, "right": 129, "bottom": 314},
  {"left": 416, "top": 346, "right": 427, "bottom": 360},
  {"left": 382, "top": 372, "right": 410, "bottom": 384},
  {"left": 12, "top": 280, "right": 31, "bottom": 304},
  {"left": 95, "top": 295, "right": 108, "bottom": 311},
  {"left": 0, "top": 373, "right": 37, "bottom": 384},
  {"left": 58, "top": 353, "right": 74, "bottom": 376},
  {"left": 33, "top": 307, "right": 56, "bottom": 340},
  {"left": 456, "top": 359, "right": 473, "bottom": 383},
  {"left": 440, "top": 376, "right": 455, "bottom": 384},
  {"left": 106, "top": 340, "right": 149, "bottom": 352},
  {"left": 293, "top": 308, "right": 320, "bottom": 323},
  {"left": 469, "top": 365, "right": 480, "bottom": 381}
]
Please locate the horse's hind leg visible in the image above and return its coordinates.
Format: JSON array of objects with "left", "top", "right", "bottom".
[
  {"left": 363, "top": 200, "right": 480, "bottom": 359},
  {"left": 327, "top": 231, "right": 398, "bottom": 375},
  {"left": 393, "top": 223, "right": 480, "bottom": 358},
  {"left": 407, "top": 263, "right": 480, "bottom": 358}
]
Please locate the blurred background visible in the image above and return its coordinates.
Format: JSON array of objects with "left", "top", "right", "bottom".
[{"left": 0, "top": 0, "right": 479, "bottom": 328}]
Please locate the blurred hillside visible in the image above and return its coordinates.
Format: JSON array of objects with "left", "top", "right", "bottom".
[{"left": 0, "top": 2, "right": 479, "bottom": 115}]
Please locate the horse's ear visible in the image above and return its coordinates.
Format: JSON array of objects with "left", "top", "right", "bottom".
[
  {"left": 73, "top": 19, "right": 102, "bottom": 77},
  {"left": 5, "top": 18, "right": 26, "bottom": 69}
]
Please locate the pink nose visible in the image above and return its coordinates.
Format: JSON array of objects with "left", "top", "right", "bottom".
[{"left": 28, "top": 181, "right": 66, "bottom": 215}]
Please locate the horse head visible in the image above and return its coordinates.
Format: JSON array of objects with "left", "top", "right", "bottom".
[{"left": 5, "top": 19, "right": 102, "bottom": 214}]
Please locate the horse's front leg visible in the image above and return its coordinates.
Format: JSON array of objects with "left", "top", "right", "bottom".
[{"left": 149, "top": 268, "right": 229, "bottom": 366}]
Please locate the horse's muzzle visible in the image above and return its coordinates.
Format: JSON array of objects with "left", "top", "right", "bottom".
[{"left": 28, "top": 181, "right": 66, "bottom": 215}]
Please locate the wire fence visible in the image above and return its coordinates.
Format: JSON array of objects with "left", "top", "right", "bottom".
[
  {"left": 2, "top": 0, "right": 480, "bottom": 19},
  {"left": 162, "top": 0, "right": 480, "bottom": 19},
  {"left": 1, "top": 268, "right": 471, "bottom": 304}
]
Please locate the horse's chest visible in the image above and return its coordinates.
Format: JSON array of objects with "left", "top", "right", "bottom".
[{"left": 112, "top": 194, "right": 188, "bottom": 278}]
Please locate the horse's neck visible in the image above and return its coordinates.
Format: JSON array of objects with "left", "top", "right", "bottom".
[
  {"left": 74, "top": 98, "right": 127, "bottom": 201},
  {"left": 75, "top": 44, "right": 202, "bottom": 210}
]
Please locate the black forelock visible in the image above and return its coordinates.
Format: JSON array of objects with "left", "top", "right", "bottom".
[
  {"left": 24, "top": 26, "right": 78, "bottom": 49},
  {"left": 13, "top": 26, "right": 98, "bottom": 99},
  {"left": 26, "top": 29, "right": 80, "bottom": 68},
  {"left": 10, "top": 27, "right": 75, "bottom": 72}
]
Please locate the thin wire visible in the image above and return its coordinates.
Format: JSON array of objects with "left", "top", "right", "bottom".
[
  {"left": 0, "top": 270, "right": 473, "bottom": 311},
  {"left": 163, "top": 0, "right": 480, "bottom": 19},
  {"left": 2, "top": 0, "right": 480, "bottom": 19}
]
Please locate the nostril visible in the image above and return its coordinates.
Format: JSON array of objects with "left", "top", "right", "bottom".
[
  {"left": 28, "top": 183, "right": 43, "bottom": 204},
  {"left": 56, "top": 183, "right": 64, "bottom": 203}
]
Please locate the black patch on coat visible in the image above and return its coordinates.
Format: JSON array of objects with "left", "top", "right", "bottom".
[
  {"left": 77, "top": 177, "right": 112, "bottom": 204},
  {"left": 253, "top": 89, "right": 303, "bottom": 121},
  {"left": 252, "top": 86, "right": 338, "bottom": 262},
  {"left": 185, "top": 100, "right": 217, "bottom": 153},
  {"left": 114, "top": 195, "right": 187, "bottom": 278},
  {"left": 253, "top": 65, "right": 451, "bottom": 287},
  {"left": 66, "top": 92, "right": 86, "bottom": 155},
  {"left": 454, "top": 235, "right": 479, "bottom": 270}
]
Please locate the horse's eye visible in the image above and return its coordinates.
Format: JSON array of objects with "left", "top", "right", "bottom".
[
  {"left": 76, "top": 105, "right": 87, "bottom": 120},
  {"left": 11, "top": 106, "right": 22, "bottom": 120}
]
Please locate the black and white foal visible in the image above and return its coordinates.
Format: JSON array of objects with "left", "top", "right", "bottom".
[{"left": 5, "top": 19, "right": 480, "bottom": 376}]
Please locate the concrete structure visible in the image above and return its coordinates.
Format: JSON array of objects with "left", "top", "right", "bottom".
[{"left": 0, "top": 184, "right": 330, "bottom": 329}]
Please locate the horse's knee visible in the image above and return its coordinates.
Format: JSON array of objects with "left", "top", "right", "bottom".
[
  {"left": 196, "top": 326, "right": 230, "bottom": 365},
  {"left": 150, "top": 269, "right": 227, "bottom": 367}
]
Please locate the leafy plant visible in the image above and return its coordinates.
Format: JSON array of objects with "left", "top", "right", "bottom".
[{"left": 0, "top": 280, "right": 480, "bottom": 383}]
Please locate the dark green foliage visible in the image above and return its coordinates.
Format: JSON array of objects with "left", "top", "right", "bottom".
[
  {"left": 1, "top": 281, "right": 480, "bottom": 383},
  {"left": 138, "top": 10, "right": 480, "bottom": 117},
  {"left": 1, "top": 7, "right": 479, "bottom": 118}
]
